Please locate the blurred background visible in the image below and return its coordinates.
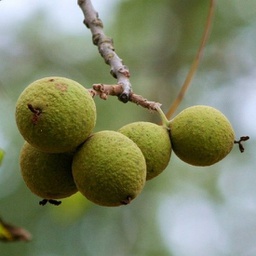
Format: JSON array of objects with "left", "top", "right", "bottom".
[{"left": 0, "top": 0, "right": 256, "bottom": 255}]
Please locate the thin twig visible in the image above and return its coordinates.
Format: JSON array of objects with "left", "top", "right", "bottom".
[
  {"left": 78, "top": 0, "right": 161, "bottom": 110},
  {"left": 89, "top": 83, "right": 161, "bottom": 111},
  {"left": 165, "top": 0, "right": 216, "bottom": 120},
  {"left": 78, "top": 0, "right": 131, "bottom": 103}
]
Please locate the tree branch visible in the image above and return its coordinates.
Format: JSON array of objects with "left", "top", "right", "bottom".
[
  {"left": 89, "top": 83, "right": 161, "bottom": 111},
  {"left": 78, "top": 0, "right": 131, "bottom": 102},
  {"left": 78, "top": 0, "right": 161, "bottom": 111},
  {"left": 78, "top": 0, "right": 162, "bottom": 110}
]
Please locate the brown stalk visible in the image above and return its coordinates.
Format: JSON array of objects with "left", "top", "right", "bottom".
[{"left": 165, "top": 0, "right": 216, "bottom": 120}]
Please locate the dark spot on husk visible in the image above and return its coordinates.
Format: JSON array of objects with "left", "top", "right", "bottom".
[{"left": 27, "top": 103, "right": 42, "bottom": 125}]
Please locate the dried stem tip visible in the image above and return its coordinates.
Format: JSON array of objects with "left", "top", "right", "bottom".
[
  {"left": 39, "top": 199, "right": 62, "bottom": 206},
  {"left": 234, "top": 136, "right": 250, "bottom": 153},
  {"left": 27, "top": 104, "right": 42, "bottom": 125},
  {"left": 121, "top": 196, "right": 132, "bottom": 205},
  {"left": 27, "top": 104, "right": 41, "bottom": 115}
]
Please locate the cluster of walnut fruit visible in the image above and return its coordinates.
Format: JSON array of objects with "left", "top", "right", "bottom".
[{"left": 15, "top": 76, "right": 240, "bottom": 207}]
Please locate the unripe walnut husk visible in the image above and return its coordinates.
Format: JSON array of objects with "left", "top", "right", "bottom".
[
  {"left": 119, "top": 122, "right": 172, "bottom": 180},
  {"left": 20, "top": 142, "right": 77, "bottom": 199},
  {"left": 15, "top": 77, "right": 96, "bottom": 153},
  {"left": 169, "top": 105, "right": 235, "bottom": 166},
  {"left": 72, "top": 130, "right": 147, "bottom": 207}
]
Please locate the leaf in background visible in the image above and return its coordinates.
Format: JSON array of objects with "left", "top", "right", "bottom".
[
  {"left": 0, "top": 217, "right": 32, "bottom": 242},
  {"left": 0, "top": 149, "right": 4, "bottom": 165}
]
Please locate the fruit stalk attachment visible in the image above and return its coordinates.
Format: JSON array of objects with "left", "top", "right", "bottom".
[
  {"left": 155, "top": 106, "right": 171, "bottom": 129},
  {"left": 165, "top": 0, "right": 216, "bottom": 119}
]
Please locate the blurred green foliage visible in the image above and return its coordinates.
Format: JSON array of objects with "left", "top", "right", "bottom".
[
  {"left": 1, "top": 1, "right": 256, "bottom": 255},
  {"left": 0, "top": 149, "right": 4, "bottom": 165}
]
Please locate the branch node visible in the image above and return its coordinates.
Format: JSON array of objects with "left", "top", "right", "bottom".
[
  {"left": 118, "top": 93, "right": 130, "bottom": 103},
  {"left": 118, "top": 66, "right": 130, "bottom": 78},
  {"left": 92, "top": 33, "right": 101, "bottom": 45},
  {"left": 88, "top": 88, "right": 96, "bottom": 97},
  {"left": 78, "top": 0, "right": 84, "bottom": 6},
  {"left": 92, "top": 18, "right": 103, "bottom": 28},
  {"left": 110, "top": 69, "right": 117, "bottom": 79},
  {"left": 83, "top": 19, "right": 89, "bottom": 28}
]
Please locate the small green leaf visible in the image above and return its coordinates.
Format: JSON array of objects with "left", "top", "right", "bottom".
[
  {"left": 0, "top": 149, "right": 4, "bottom": 166},
  {"left": 0, "top": 221, "right": 12, "bottom": 241}
]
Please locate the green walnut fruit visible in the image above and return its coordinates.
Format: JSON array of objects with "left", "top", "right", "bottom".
[
  {"left": 169, "top": 105, "right": 235, "bottom": 166},
  {"left": 15, "top": 77, "right": 96, "bottom": 153},
  {"left": 72, "top": 130, "right": 147, "bottom": 207},
  {"left": 119, "top": 122, "right": 172, "bottom": 180},
  {"left": 20, "top": 142, "right": 77, "bottom": 199}
]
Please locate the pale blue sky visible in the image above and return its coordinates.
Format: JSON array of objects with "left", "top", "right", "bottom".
[{"left": 0, "top": 0, "right": 119, "bottom": 33}]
